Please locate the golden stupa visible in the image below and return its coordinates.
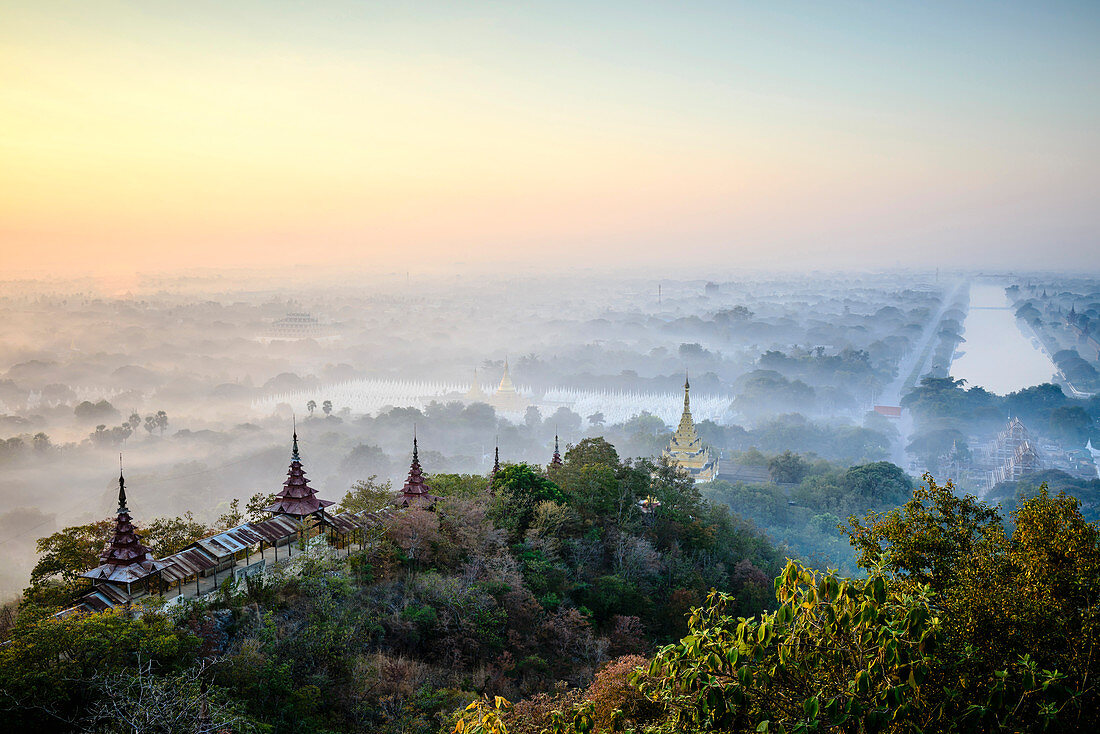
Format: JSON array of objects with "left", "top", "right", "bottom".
[
  {"left": 464, "top": 369, "right": 489, "bottom": 403},
  {"left": 488, "top": 359, "right": 527, "bottom": 413},
  {"left": 663, "top": 374, "right": 718, "bottom": 482}
]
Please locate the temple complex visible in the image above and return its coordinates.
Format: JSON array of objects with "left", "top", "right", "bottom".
[
  {"left": 663, "top": 375, "right": 719, "bottom": 482},
  {"left": 64, "top": 428, "right": 398, "bottom": 616},
  {"left": 82, "top": 467, "right": 168, "bottom": 597},
  {"left": 993, "top": 440, "right": 1043, "bottom": 484},
  {"left": 984, "top": 417, "right": 1047, "bottom": 485},
  {"left": 264, "top": 429, "right": 335, "bottom": 521},
  {"left": 394, "top": 435, "right": 441, "bottom": 509},
  {"left": 265, "top": 312, "right": 335, "bottom": 340}
]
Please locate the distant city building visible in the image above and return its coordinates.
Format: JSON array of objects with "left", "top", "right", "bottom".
[
  {"left": 993, "top": 439, "right": 1044, "bottom": 484},
  {"left": 663, "top": 375, "right": 718, "bottom": 483},
  {"left": 984, "top": 417, "right": 1048, "bottom": 486},
  {"left": 937, "top": 439, "right": 971, "bottom": 486},
  {"left": 266, "top": 312, "right": 335, "bottom": 340},
  {"left": 716, "top": 464, "right": 772, "bottom": 484},
  {"left": 990, "top": 418, "right": 1032, "bottom": 464}
]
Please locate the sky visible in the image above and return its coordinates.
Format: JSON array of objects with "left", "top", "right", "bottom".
[{"left": 1, "top": 1, "right": 1098, "bottom": 277}]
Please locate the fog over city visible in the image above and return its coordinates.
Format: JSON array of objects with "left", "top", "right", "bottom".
[
  {"left": 4, "top": 3, "right": 1100, "bottom": 730},
  {"left": 1, "top": 267, "right": 1098, "bottom": 598}
]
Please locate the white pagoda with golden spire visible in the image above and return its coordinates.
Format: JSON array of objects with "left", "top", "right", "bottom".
[
  {"left": 663, "top": 374, "right": 718, "bottom": 482},
  {"left": 489, "top": 359, "right": 527, "bottom": 413}
]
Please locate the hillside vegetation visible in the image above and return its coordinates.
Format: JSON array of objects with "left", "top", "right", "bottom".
[
  {"left": 0, "top": 438, "right": 781, "bottom": 732},
  {"left": 5, "top": 440, "right": 1099, "bottom": 733}
]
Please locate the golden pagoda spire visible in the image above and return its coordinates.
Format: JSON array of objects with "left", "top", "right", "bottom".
[
  {"left": 489, "top": 357, "right": 527, "bottom": 412},
  {"left": 498, "top": 358, "right": 516, "bottom": 393},
  {"left": 662, "top": 370, "right": 718, "bottom": 482},
  {"left": 675, "top": 372, "right": 697, "bottom": 440}
]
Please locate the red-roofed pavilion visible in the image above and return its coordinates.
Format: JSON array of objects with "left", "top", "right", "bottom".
[{"left": 265, "top": 429, "right": 335, "bottom": 521}]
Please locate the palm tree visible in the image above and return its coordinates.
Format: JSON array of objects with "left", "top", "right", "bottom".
[
  {"left": 306, "top": 399, "right": 316, "bottom": 417},
  {"left": 322, "top": 400, "right": 333, "bottom": 417}
]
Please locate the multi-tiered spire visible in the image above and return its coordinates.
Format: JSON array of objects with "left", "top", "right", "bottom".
[
  {"left": 489, "top": 358, "right": 527, "bottom": 412},
  {"left": 465, "top": 368, "right": 488, "bottom": 402},
  {"left": 662, "top": 372, "right": 719, "bottom": 482},
  {"left": 265, "top": 428, "right": 334, "bottom": 518},
  {"left": 396, "top": 433, "right": 441, "bottom": 508},
  {"left": 549, "top": 434, "right": 563, "bottom": 468},
  {"left": 678, "top": 373, "right": 693, "bottom": 432},
  {"left": 486, "top": 443, "right": 501, "bottom": 495},
  {"left": 83, "top": 460, "right": 167, "bottom": 587}
]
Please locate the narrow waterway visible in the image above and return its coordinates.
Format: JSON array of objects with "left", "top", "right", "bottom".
[{"left": 950, "top": 283, "right": 1058, "bottom": 395}]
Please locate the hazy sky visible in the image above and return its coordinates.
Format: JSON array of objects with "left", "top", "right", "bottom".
[{"left": 2, "top": 1, "right": 1097, "bottom": 276}]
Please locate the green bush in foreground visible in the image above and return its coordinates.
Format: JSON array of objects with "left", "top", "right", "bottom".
[{"left": 635, "top": 560, "right": 1069, "bottom": 733}]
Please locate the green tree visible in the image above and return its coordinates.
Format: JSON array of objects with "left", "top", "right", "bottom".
[
  {"left": 143, "top": 512, "right": 211, "bottom": 556},
  {"left": 339, "top": 476, "right": 394, "bottom": 513},
  {"left": 490, "top": 464, "right": 566, "bottom": 539},
  {"left": 767, "top": 450, "right": 807, "bottom": 483},
  {"left": 25, "top": 518, "right": 112, "bottom": 607},
  {"left": 245, "top": 491, "right": 278, "bottom": 522},
  {"left": 564, "top": 437, "right": 620, "bottom": 470},
  {"left": 845, "top": 474, "right": 1000, "bottom": 593},
  {"left": 216, "top": 498, "right": 243, "bottom": 530},
  {"left": 0, "top": 608, "right": 200, "bottom": 730},
  {"left": 840, "top": 461, "right": 914, "bottom": 509},
  {"left": 1049, "top": 405, "right": 1093, "bottom": 444},
  {"left": 636, "top": 559, "right": 1065, "bottom": 733},
  {"left": 430, "top": 473, "right": 489, "bottom": 499},
  {"left": 847, "top": 476, "right": 1100, "bottom": 725}
]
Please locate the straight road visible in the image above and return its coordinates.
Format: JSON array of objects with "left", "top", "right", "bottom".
[{"left": 878, "top": 280, "right": 968, "bottom": 471}]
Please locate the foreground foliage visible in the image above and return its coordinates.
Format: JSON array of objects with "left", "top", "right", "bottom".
[
  {"left": 496, "top": 475, "right": 1100, "bottom": 733},
  {"left": 3, "top": 437, "right": 781, "bottom": 733}
]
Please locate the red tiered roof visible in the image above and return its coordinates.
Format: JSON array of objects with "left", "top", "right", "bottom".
[
  {"left": 550, "top": 435, "right": 563, "bottom": 468},
  {"left": 265, "top": 431, "right": 334, "bottom": 518},
  {"left": 396, "top": 436, "right": 441, "bottom": 508},
  {"left": 83, "top": 470, "right": 167, "bottom": 585}
]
